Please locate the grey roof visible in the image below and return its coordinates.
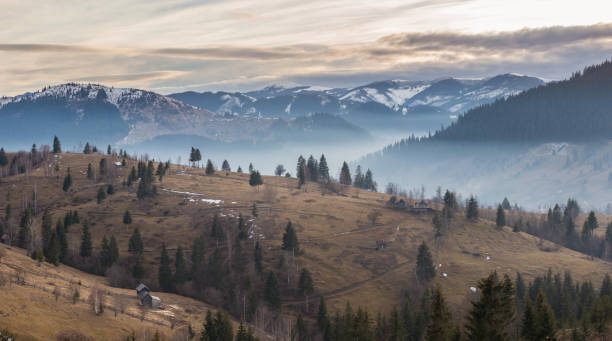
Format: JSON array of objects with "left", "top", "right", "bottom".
[{"left": 136, "top": 283, "right": 149, "bottom": 292}]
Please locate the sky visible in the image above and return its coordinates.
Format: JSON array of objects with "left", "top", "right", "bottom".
[{"left": 1, "top": 0, "right": 612, "bottom": 96}]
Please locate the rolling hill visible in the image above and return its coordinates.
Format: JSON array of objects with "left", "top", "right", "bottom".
[{"left": 1, "top": 151, "right": 611, "bottom": 339}]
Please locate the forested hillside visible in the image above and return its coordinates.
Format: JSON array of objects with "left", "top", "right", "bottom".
[{"left": 432, "top": 60, "right": 612, "bottom": 142}]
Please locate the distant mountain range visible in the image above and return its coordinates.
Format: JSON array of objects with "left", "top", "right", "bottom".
[
  {"left": 0, "top": 83, "right": 366, "bottom": 149},
  {"left": 169, "top": 73, "right": 544, "bottom": 118}
]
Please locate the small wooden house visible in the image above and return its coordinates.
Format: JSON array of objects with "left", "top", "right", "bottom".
[{"left": 135, "top": 283, "right": 160, "bottom": 307}]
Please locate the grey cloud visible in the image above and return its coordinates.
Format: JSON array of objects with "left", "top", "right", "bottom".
[
  {"left": 0, "top": 43, "right": 100, "bottom": 53},
  {"left": 150, "top": 46, "right": 310, "bottom": 60},
  {"left": 72, "top": 70, "right": 185, "bottom": 83},
  {"left": 377, "top": 23, "right": 612, "bottom": 52}
]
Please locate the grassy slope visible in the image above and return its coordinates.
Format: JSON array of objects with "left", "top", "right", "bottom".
[{"left": 1, "top": 153, "right": 611, "bottom": 322}]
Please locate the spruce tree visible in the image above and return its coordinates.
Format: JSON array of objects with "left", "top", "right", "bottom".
[
  {"left": 206, "top": 159, "right": 215, "bottom": 174},
  {"left": 133, "top": 255, "right": 144, "bottom": 280},
  {"left": 47, "top": 229, "right": 61, "bottom": 266},
  {"left": 62, "top": 168, "right": 72, "bottom": 192},
  {"left": 426, "top": 286, "right": 453, "bottom": 341},
  {"left": 521, "top": 299, "right": 537, "bottom": 341},
  {"left": 99, "top": 158, "right": 107, "bottom": 176},
  {"left": 317, "top": 296, "right": 329, "bottom": 332},
  {"left": 249, "top": 170, "right": 263, "bottom": 187},
  {"left": 307, "top": 155, "right": 319, "bottom": 182},
  {"left": 237, "top": 214, "right": 247, "bottom": 240},
  {"left": 416, "top": 241, "right": 435, "bottom": 281},
  {"left": 237, "top": 166, "right": 243, "bottom": 173},
  {"left": 534, "top": 290, "right": 556, "bottom": 340},
  {"left": 319, "top": 154, "right": 329, "bottom": 180},
  {"left": 123, "top": 210, "right": 132, "bottom": 224},
  {"left": 107, "top": 184, "right": 114, "bottom": 195},
  {"left": 83, "top": 142, "right": 92, "bottom": 154},
  {"left": 52, "top": 136, "right": 62, "bottom": 153},
  {"left": 297, "top": 156, "right": 306, "bottom": 187},
  {"left": 282, "top": 220, "right": 299, "bottom": 252},
  {"left": 249, "top": 163, "right": 254, "bottom": 173},
  {"left": 466, "top": 196, "right": 479, "bottom": 220},
  {"left": 41, "top": 208, "right": 53, "bottom": 258},
  {"left": 191, "top": 236, "right": 205, "bottom": 282},
  {"left": 80, "top": 222, "right": 92, "bottom": 258},
  {"left": 100, "top": 235, "right": 111, "bottom": 268},
  {"left": 600, "top": 273, "right": 612, "bottom": 297},
  {"left": 292, "top": 314, "right": 311, "bottom": 341},
  {"left": 87, "top": 163, "right": 94, "bottom": 179},
  {"left": 56, "top": 219, "right": 68, "bottom": 262},
  {"left": 210, "top": 214, "right": 223, "bottom": 246},
  {"left": 109, "top": 235, "right": 119, "bottom": 265},
  {"left": 465, "top": 273, "right": 515, "bottom": 341},
  {"left": 298, "top": 268, "right": 314, "bottom": 297},
  {"left": 174, "top": 246, "right": 187, "bottom": 286},
  {"left": 18, "top": 206, "right": 33, "bottom": 249},
  {"left": 496, "top": 204, "right": 506, "bottom": 228},
  {"left": 582, "top": 211, "right": 598, "bottom": 241},
  {"left": 158, "top": 243, "right": 173, "bottom": 291},
  {"left": 128, "top": 228, "right": 143, "bottom": 254},
  {"left": 222, "top": 160, "right": 231, "bottom": 172},
  {"left": 97, "top": 186, "right": 106, "bottom": 204},
  {"left": 251, "top": 203, "right": 258, "bottom": 218},
  {"left": 0, "top": 148, "right": 7, "bottom": 167},
  {"left": 264, "top": 271, "right": 281, "bottom": 311},
  {"left": 339, "top": 161, "right": 351, "bottom": 185},
  {"left": 254, "top": 241, "right": 263, "bottom": 274},
  {"left": 107, "top": 145, "right": 111, "bottom": 155}
]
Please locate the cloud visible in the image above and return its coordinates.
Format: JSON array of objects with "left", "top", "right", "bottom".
[
  {"left": 376, "top": 23, "right": 612, "bottom": 52},
  {"left": 72, "top": 70, "right": 186, "bottom": 83},
  {"left": 0, "top": 44, "right": 101, "bottom": 53}
]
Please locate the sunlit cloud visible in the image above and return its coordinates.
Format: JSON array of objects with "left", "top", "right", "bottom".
[{"left": 1, "top": 1, "right": 612, "bottom": 95}]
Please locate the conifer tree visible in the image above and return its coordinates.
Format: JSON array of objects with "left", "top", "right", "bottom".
[
  {"left": 210, "top": 214, "right": 223, "bottom": 246},
  {"left": 292, "top": 314, "right": 311, "bottom": 341},
  {"left": 601, "top": 274, "right": 612, "bottom": 298},
  {"left": 62, "top": 168, "right": 72, "bottom": 192},
  {"left": 364, "top": 169, "right": 377, "bottom": 191},
  {"left": 317, "top": 296, "right": 329, "bottom": 332},
  {"left": 606, "top": 222, "right": 612, "bottom": 254},
  {"left": 133, "top": 255, "right": 144, "bottom": 280},
  {"left": 582, "top": 211, "right": 598, "bottom": 241},
  {"left": 249, "top": 171, "right": 263, "bottom": 187},
  {"left": 521, "top": 298, "right": 537, "bottom": 341},
  {"left": 319, "top": 154, "right": 329, "bottom": 180},
  {"left": 191, "top": 235, "right": 205, "bottom": 282},
  {"left": 158, "top": 243, "right": 173, "bottom": 291},
  {"left": 466, "top": 196, "right": 479, "bottom": 220},
  {"left": 237, "top": 166, "right": 243, "bottom": 173},
  {"left": 222, "top": 160, "right": 231, "bottom": 172},
  {"left": 426, "top": 286, "right": 453, "bottom": 341},
  {"left": 534, "top": 290, "right": 556, "bottom": 340},
  {"left": 97, "top": 186, "right": 106, "bottom": 204},
  {"left": 127, "top": 166, "right": 137, "bottom": 187},
  {"left": 128, "top": 228, "right": 143, "bottom": 254},
  {"left": 100, "top": 235, "right": 111, "bottom": 268},
  {"left": 501, "top": 197, "right": 511, "bottom": 210},
  {"left": 109, "top": 235, "right": 119, "bottom": 265},
  {"left": 307, "top": 155, "right": 319, "bottom": 182},
  {"left": 99, "top": 158, "right": 107, "bottom": 177},
  {"left": 0, "top": 148, "right": 7, "bottom": 167},
  {"left": 80, "top": 222, "right": 92, "bottom": 258},
  {"left": 174, "top": 246, "right": 187, "bottom": 286},
  {"left": 237, "top": 214, "right": 247, "bottom": 240},
  {"left": 56, "top": 219, "right": 68, "bottom": 262},
  {"left": 416, "top": 241, "right": 435, "bottom": 281},
  {"left": 53, "top": 136, "right": 62, "bottom": 153},
  {"left": 87, "top": 163, "right": 94, "bottom": 179},
  {"left": 465, "top": 273, "right": 515, "bottom": 341},
  {"left": 107, "top": 145, "right": 112, "bottom": 155},
  {"left": 297, "top": 156, "right": 306, "bottom": 187},
  {"left": 206, "top": 159, "right": 215, "bottom": 174},
  {"left": 41, "top": 208, "right": 53, "bottom": 258},
  {"left": 123, "top": 210, "right": 132, "bottom": 224},
  {"left": 264, "top": 271, "right": 281, "bottom": 311},
  {"left": 252, "top": 203, "right": 258, "bottom": 218},
  {"left": 106, "top": 184, "right": 114, "bottom": 195},
  {"left": 339, "top": 161, "right": 351, "bottom": 185},
  {"left": 254, "top": 241, "right": 263, "bottom": 274},
  {"left": 249, "top": 163, "right": 254, "bottom": 173},
  {"left": 83, "top": 142, "right": 92, "bottom": 154},
  {"left": 496, "top": 204, "right": 506, "bottom": 228},
  {"left": 18, "top": 206, "right": 33, "bottom": 249},
  {"left": 282, "top": 220, "right": 299, "bottom": 252},
  {"left": 298, "top": 268, "right": 314, "bottom": 297},
  {"left": 48, "top": 229, "right": 61, "bottom": 266}
]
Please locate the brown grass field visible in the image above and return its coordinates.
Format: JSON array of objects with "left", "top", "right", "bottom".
[{"left": 1, "top": 152, "right": 612, "bottom": 338}]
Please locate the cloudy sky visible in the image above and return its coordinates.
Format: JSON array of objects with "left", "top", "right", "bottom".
[{"left": 1, "top": 0, "right": 612, "bottom": 96}]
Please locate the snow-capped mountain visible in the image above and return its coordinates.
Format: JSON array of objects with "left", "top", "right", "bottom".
[
  {"left": 0, "top": 83, "right": 367, "bottom": 149},
  {"left": 169, "top": 73, "right": 544, "bottom": 118}
]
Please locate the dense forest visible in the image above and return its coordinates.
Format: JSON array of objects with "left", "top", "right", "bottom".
[{"left": 428, "top": 60, "right": 612, "bottom": 142}]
